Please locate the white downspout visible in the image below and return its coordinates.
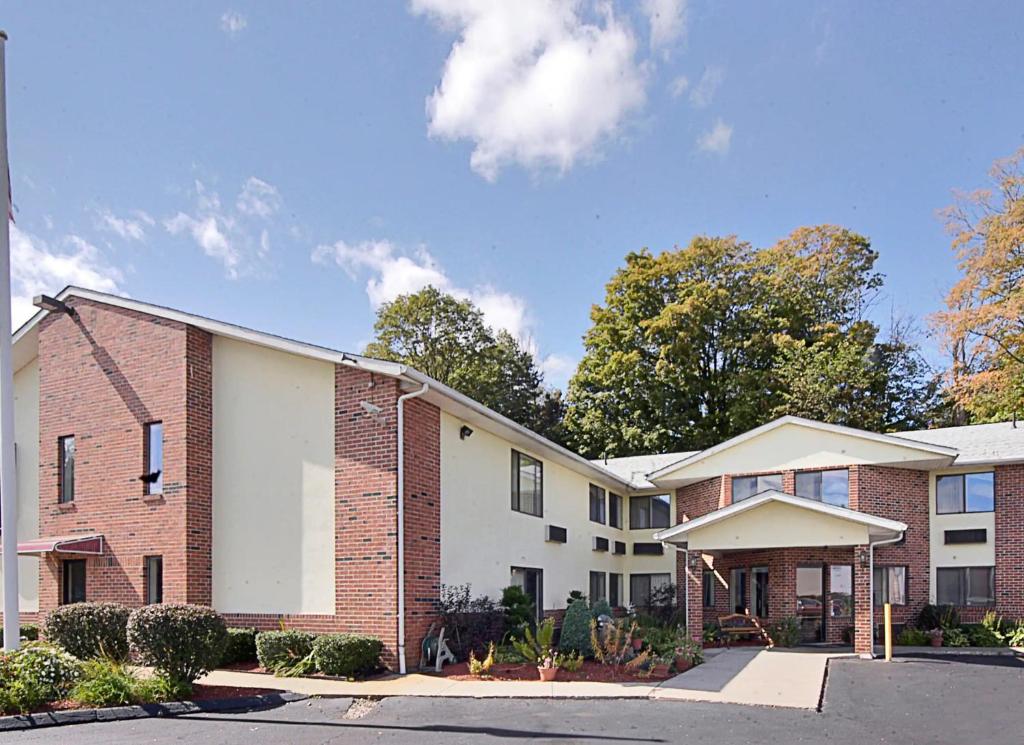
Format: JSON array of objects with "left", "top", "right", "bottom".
[
  {"left": 396, "top": 382, "right": 429, "bottom": 675},
  {"left": 865, "top": 532, "right": 904, "bottom": 659}
]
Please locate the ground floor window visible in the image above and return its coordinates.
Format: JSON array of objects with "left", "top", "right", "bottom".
[
  {"left": 829, "top": 565, "right": 853, "bottom": 618},
  {"left": 753, "top": 566, "right": 769, "bottom": 617},
  {"left": 936, "top": 566, "right": 994, "bottom": 606},
  {"left": 630, "top": 573, "right": 670, "bottom": 608},
  {"left": 702, "top": 570, "right": 715, "bottom": 608},
  {"left": 62, "top": 559, "right": 86, "bottom": 604},
  {"left": 145, "top": 555, "right": 163, "bottom": 604},
  {"left": 609, "top": 573, "right": 622, "bottom": 608},
  {"left": 873, "top": 566, "right": 907, "bottom": 606},
  {"left": 511, "top": 566, "right": 544, "bottom": 622},
  {"left": 729, "top": 568, "right": 748, "bottom": 613},
  {"left": 589, "top": 571, "right": 607, "bottom": 603}
]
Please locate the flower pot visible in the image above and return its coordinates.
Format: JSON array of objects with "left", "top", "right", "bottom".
[
  {"left": 929, "top": 634, "right": 943, "bottom": 647},
  {"left": 632, "top": 637, "right": 644, "bottom": 651},
  {"left": 674, "top": 657, "right": 693, "bottom": 674},
  {"left": 651, "top": 663, "right": 670, "bottom": 677},
  {"left": 538, "top": 666, "right": 558, "bottom": 682}
]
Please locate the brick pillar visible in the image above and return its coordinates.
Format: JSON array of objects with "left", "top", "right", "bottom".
[
  {"left": 995, "top": 464, "right": 1024, "bottom": 617},
  {"left": 682, "top": 552, "right": 704, "bottom": 643},
  {"left": 853, "top": 546, "right": 873, "bottom": 657}
]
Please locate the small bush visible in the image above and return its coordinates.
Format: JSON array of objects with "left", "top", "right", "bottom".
[
  {"left": 70, "top": 658, "right": 161, "bottom": 707},
  {"left": 501, "top": 585, "right": 535, "bottom": 631},
  {"left": 256, "top": 630, "right": 316, "bottom": 671},
  {"left": 511, "top": 617, "right": 555, "bottom": 662},
  {"left": 896, "top": 627, "right": 929, "bottom": 646},
  {"left": 468, "top": 643, "right": 495, "bottom": 676},
  {"left": 311, "top": 633, "right": 383, "bottom": 677},
  {"left": 556, "top": 650, "right": 584, "bottom": 672},
  {"left": 0, "top": 623, "right": 40, "bottom": 647},
  {"left": 767, "top": 616, "right": 800, "bottom": 648},
  {"left": 0, "top": 642, "right": 83, "bottom": 714},
  {"left": 942, "top": 627, "right": 970, "bottom": 647},
  {"left": 0, "top": 653, "right": 50, "bottom": 715},
  {"left": 591, "top": 599, "right": 613, "bottom": 619},
  {"left": 558, "top": 599, "right": 593, "bottom": 656},
  {"left": 1005, "top": 619, "right": 1024, "bottom": 647},
  {"left": 128, "top": 604, "right": 227, "bottom": 690},
  {"left": 219, "top": 627, "right": 259, "bottom": 666},
  {"left": 44, "top": 602, "right": 131, "bottom": 661},
  {"left": 918, "top": 604, "right": 959, "bottom": 630}
]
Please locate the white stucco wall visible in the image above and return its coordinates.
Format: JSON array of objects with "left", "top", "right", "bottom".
[
  {"left": 928, "top": 467, "right": 996, "bottom": 602},
  {"left": 439, "top": 412, "right": 676, "bottom": 610},
  {"left": 212, "top": 337, "right": 335, "bottom": 614},
  {"left": 0, "top": 359, "right": 40, "bottom": 613},
  {"left": 685, "top": 501, "right": 871, "bottom": 551}
]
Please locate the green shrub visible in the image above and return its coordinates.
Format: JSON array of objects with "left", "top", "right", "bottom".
[
  {"left": 44, "top": 602, "right": 131, "bottom": 660},
  {"left": 917, "top": 604, "right": 959, "bottom": 630},
  {"left": 767, "top": 616, "right": 800, "bottom": 648},
  {"left": 128, "top": 604, "right": 227, "bottom": 690},
  {"left": 965, "top": 615, "right": 1007, "bottom": 647},
  {"left": 896, "top": 627, "right": 929, "bottom": 646},
  {"left": 256, "top": 630, "right": 316, "bottom": 671},
  {"left": 70, "top": 658, "right": 162, "bottom": 707},
  {"left": 219, "top": 627, "right": 259, "bottom": 666},
  {"left": 501, "top": 585, "right": 535, "bottom": 631},
  {"left": 493, "top": 644, "right": 526, "bottom": 663},
  {"left": 511, "top": 617, "right": 555, "bottom": 663},
  {"left": 0, "top": 652, "right": 50, "bottom": 715},
  {"left": 311, "top": 634, "right": 383, "bottom": 677},
  {"left": 1005, "top": 620, "right": 1024, "bottom": 647},
  {"left": 0, "top": 623, "right": 40, "bottom": 647},
  {"left": 558, "top": 599, "right": 593, "bottom": 656},
  {"left": 0, "top": 641, "right": 83, "bottom": 714},
  {"left": 590, "top": 599, "right": 613, "bottom": 619},
  {"left": 942, "top": 627, "right": 969, "bottom": 647}
]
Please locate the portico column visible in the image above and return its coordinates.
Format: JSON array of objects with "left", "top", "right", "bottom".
[
  {"left": 681, "top": 550, "right": 704, "bottom": 644},
  {"left": 853, "top": 545, "right": 873, "bottom": 657}
]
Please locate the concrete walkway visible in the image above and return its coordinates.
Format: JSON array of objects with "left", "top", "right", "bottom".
[{"left": 199, "top": 648, "right": 843, "bottom": 709}]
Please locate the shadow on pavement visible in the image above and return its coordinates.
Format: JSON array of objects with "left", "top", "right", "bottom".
[{"left": 894, "top": 654, "right": 1024, "bottom": 668}]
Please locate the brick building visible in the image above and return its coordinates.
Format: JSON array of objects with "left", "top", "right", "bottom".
[{"left": 1, "top": 288, "right": 1022, "bottom": 664}]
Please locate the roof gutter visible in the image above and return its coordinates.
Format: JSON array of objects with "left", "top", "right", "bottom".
[
  {"left": 396, "top": 381, "right": 429, "bottom": 675},
  {"left": 865, "top": 531, "right": 904, "bottom": 659}
]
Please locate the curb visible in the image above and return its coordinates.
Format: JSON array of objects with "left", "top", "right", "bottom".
[{"left": 0, "top": 691, "right": 308, "bottom": 732}]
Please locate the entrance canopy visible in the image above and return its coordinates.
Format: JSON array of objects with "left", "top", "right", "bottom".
[
  {"left": 653, "top": 491, "right": 904, "bottom": 552},
  {"left": 7, "top": 534, "right": 105, "bottom": 557}
]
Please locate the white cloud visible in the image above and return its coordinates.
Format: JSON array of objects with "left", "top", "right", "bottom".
[
  {"left": 411, "top": 0, "right": 647, "bottom": 181},
  {"left": 236, "top": 177, "right": 281, "bottom": 219},
  {"left": 697, "top": 118, "right": 733, "bottom": 154},
  {"left": 689, "top": 64, "right": 725, "bottom": 108},
  {"left": 642, "top": 0, "right": 687, "bottom": 50},
  {"left": 669, "top": 74, "right": 689, "bottom": 98},
  {"left": 539, "top": 352, "right": 577, "bottom": 389},
  {"left": 10, "top": 225, "right": 124, "bottom": 328},
  {"left": 165, "top": 211, "right": 240, "bottom": 276},
  {"left": 95, "top": 209, "right": 154, "bottom": 242},
  {"left": 220, "top": 11, "right": 247, "bottom": 37}
]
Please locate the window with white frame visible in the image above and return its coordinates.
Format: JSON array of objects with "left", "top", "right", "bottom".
[
  {"left": 511, "top": 450, "right": 543, "bottom": 517},
  {"left": 629, "top": 495, "right": 671, "bottom": 529},
  {"left": 589, "top": 484, "right": 606, "bottom": 524},
  {"left": 936, "top": 472, "right": 994, "bottom": 514},
  {"left": 731, "top": 473, "right": 782, "bottom": 502},
  {"left": 795, "top": 469, "right": 849, "bottom": 508}
]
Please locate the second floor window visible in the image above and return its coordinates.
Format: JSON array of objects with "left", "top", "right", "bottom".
[
  {"left": 589, "top": 484, "right": 606, "bottom": 524},
  {"left": 511, "top": 450, "right": 543, "bottom": 517},
  {"left": 795, "top": 469, "right": 849, "bottom": 508},
  {"left": 936, "top": 472, "right": 994, "bottom": 514},
  {"left": 731, "top": 473, "right": 782, "bottom": 502},
  {"left": 144, "top": 422, "right": 164, "bottom": 495},
  {"left": 630, "top": 494, "right": 671, "bottom": 530},
  {"left": 609, "top": 493, "right": 623, "bottom": 529},
  {"left": 58, "top": 435, "right": 76, "bottom": 503}
]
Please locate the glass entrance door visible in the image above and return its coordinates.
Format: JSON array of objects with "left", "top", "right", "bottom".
[
  {"left": 511, "top": 566, "right": 544, "bottom": 623},
  {"left": 752, "top": 567, "right": 769, "bottom": 618},
  {"left": 795, "top": 566, "right": 824, "bottom": 643}
]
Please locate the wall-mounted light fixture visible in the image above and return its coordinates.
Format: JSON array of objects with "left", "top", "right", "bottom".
[
  {"left": 857, "top": 547, "right": 870, "bottom": 568},
  {"left": 33, "top": 294, "right": 76, "bottom": 316},
  {"left": 459, "top": 425, "right": 473, "bottom": 440}
]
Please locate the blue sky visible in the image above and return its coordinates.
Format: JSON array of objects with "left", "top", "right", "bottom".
[{"left": 3, "top": 1, "right": 1023, "bottom": 388}]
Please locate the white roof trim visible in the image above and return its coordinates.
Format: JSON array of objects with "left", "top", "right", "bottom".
[
  {"left": 646, "top": 415, "right": 960, "bottom": 481},
  {"left": 15, "top": 287, "right": 633, "bottom": 491},
  {"left": 652, "top": 489, "right": 907, "bottom": 543}
]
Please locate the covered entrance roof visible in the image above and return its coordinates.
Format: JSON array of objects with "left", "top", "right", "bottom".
[
  {"left": 653, "top": 491, "right": 905, "bottom": 552},
  {"left": 5, "top": 534, "right": 105, "bottom": 557}
]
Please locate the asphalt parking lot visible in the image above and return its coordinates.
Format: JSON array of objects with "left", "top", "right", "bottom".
[{"left": 3, "top": 655, "right": 1022, "bottom": 744}]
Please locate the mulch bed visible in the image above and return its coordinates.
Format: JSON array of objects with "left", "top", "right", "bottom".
[{"left": 433, "top": 660, "right": 674, "bottom": 682}]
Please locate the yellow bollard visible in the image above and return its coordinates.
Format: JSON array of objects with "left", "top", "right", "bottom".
[{"left": 884, "top": 602, "right": 893, "bottom": 661}]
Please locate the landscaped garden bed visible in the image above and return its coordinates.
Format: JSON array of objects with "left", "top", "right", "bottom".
[{"left": 434, "top": 659, "right": 674, "bottom": 682}]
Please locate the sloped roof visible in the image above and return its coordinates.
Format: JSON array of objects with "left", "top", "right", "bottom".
[
  {"left": 895, "top": 421, "right": 1024, "bottom": 465},
  {"left": 592, "top": 452, "right": 698, "bottom": 490}
]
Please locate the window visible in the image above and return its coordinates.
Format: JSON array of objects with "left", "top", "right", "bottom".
[
  {"left": 511, "top": 450, "right": 543, "bottom": 517},
  {"left": 944, "top": 529, "right": 987, "bottom": 545},
  {"left": 589, "top": 484, "right": 606, "bottom": 524},
  {"left": 62, "top": 559, "right": 86, "bottom": 604},
  {"left": 731, "top": 473, "right": 782, "bottom": 502},
  {"left": 936, "top": 567, "right": 995, "bottom": 606},
  {"left": 609, "top": 493, "right": 623, "bottom": 529},
  {"left": 511, "top": 566, "right": 544, "bottom": 622},
  {"left": 629, "top": 495, "right": 671, "bottom": 529},
  {"left": 589, "top": 571, "right": 607, "bottom": 603},
  {"left": 58, "top": 435, "right": 76, "bottom": 503},
  {"left": 609, "top": 573, "right": 623, "bottom": 608},
  {"left": 144, "top": 556, "right": 163, "bottom": 604},
  {"left": 753, "top": 567, "right": 769, "bottom": 618},
  {"left": 829, "top": 565, "right": 853, "bottom": 617},
  {"left": 729, "top": 568, "right": 748, "bottom": 613},
  {"left": 795, "top": 469, "right": 849, "bottom": 508},
  {"left": 143, "top": 422, "right": 164, "bottom": 495},
  {"left": 872, "top": 566, "right": 907, "bottom": 606},
  {"left": 630, "top": 573, "right": 670, "bottom": 608},
  {"left": 936, "top": 472, "right": 994, "bottom": 514},
  {"left": 632, "top": 542, "right": 664, "bottom": 555},
  {"left": 702, "top": 570, "right": 715, "bottom": 608}
]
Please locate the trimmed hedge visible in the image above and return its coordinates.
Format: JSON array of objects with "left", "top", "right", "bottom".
[
  {"left": 255, "top": 630, "right": 316, "bottom": 671},
  {"left": 44, "top": 602, "right": 131, "bottom": 660},
  {"left": 311, "top": 634, "right": 382, "bottom": 677},
  {"left": 219, "top": 627, "right": 259, "bottom": 666},
  {"left": 128, "top": 604, "right": 227, "bottom": 689},
  {"left": 0, "top": 623, "right": 40, "bottom": 648}
]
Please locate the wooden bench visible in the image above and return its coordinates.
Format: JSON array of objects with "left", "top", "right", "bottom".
[{"left": 717, "top": 613, "right": 771, "bottom": 646}]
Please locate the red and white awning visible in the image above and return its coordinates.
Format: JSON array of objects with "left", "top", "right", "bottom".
[{"left": 5, "top": 535, "right": 105, "bottom": 557}]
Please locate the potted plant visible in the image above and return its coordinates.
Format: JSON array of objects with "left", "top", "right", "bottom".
[
  {"left": 631, "top": 632, "right": 644, "bottom": 651},
  {"left": 673, "top": 638, "right": 704, "bottom": 673},
  {"left": 537, "top": 652, "right": 558, "bottom": 681},
  {"left": 927, "top": 628, "right": 944, "bottom": 647}
]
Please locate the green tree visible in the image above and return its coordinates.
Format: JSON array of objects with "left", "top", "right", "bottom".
[{"left": 364, "top": 286, "right": 565, "bottom": 441}]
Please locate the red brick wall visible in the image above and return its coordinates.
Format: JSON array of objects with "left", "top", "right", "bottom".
[
  {"left": 995, "top": 464, "right": 1024, "bottom": 617},
  {"left": 35, "top": 298, "right": 212, "bottom": 616}
]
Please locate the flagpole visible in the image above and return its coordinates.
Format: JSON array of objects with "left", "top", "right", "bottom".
[{"left": 0, "top": 29, "right": 20, "bottom": 652}]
